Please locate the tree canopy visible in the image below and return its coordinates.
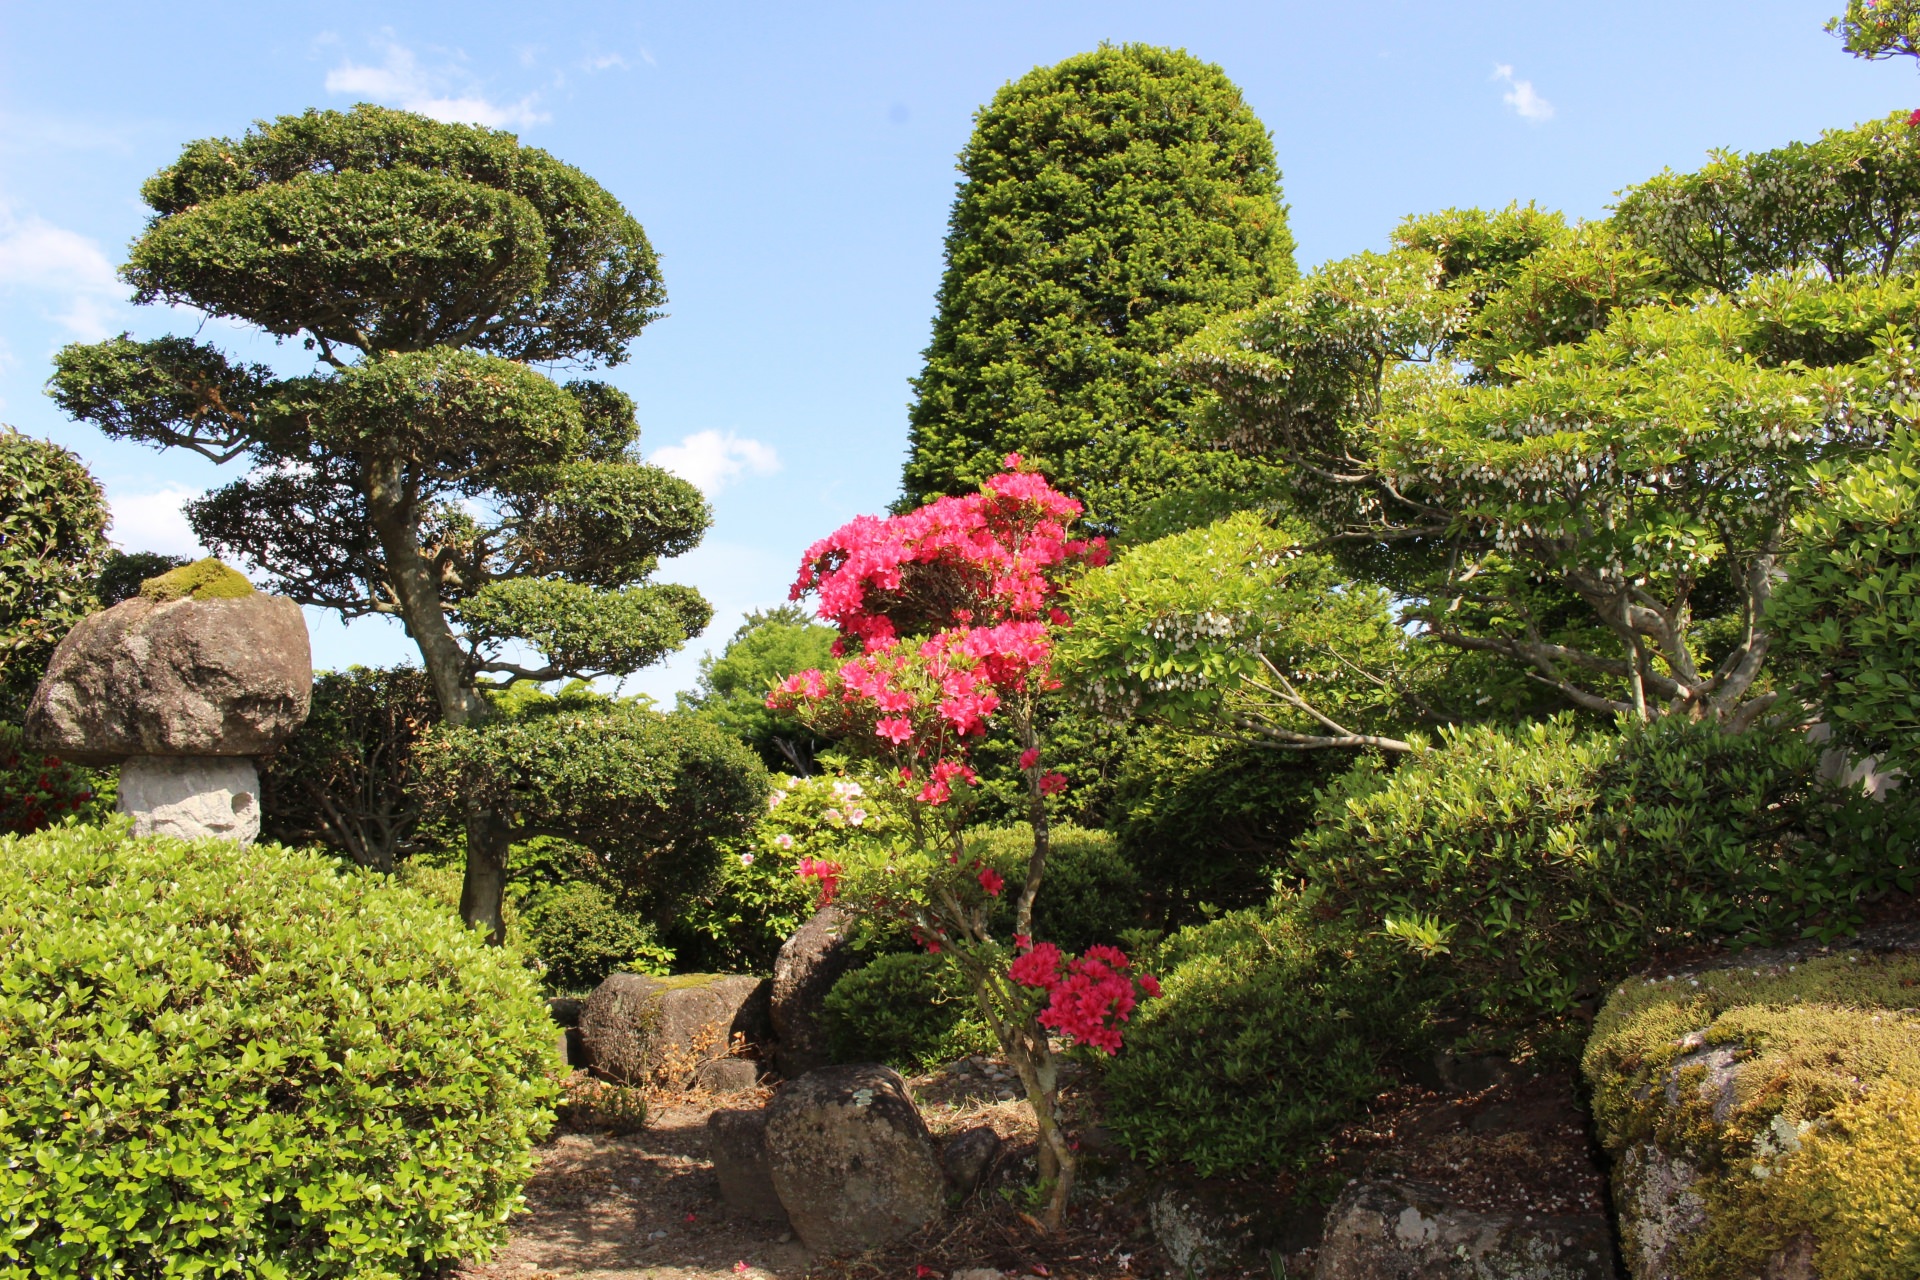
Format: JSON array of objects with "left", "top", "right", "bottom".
[
  {"left": 901, "top": 43, "right": 1296, "bottom": 531},
  {"left": 1069, "top": 115, "right": 1920, "bottom": 744},
  {"left": 678, "top": 605, "right": 839, "bottom": 774},
  {"left": 0, "top": 428, "right": 109, "bottom": 722},
  {"left": 49, "top": 105, "right": 709, "bottom": 938}
]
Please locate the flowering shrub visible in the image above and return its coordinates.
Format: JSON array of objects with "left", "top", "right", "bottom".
[
  {"left": 766, "top": 460, "right": 1144, "bottom": 1230},
  {"left": 0, "top": 723, "right": 100, "bottom": 835},
  {"left": 1008, "top": 941, "right": 1161, "bottom": 1054}
]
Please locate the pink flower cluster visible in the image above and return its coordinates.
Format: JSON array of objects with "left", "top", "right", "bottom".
[
  {"left": 796, "top": 857, "right": 844, "bottom": 906},
  {"left": 788, "top": 457, "right": 1107, "bottom": 651},
  {"left": 1008, "top": 942, "right": 1162, "bottom": 1056}
]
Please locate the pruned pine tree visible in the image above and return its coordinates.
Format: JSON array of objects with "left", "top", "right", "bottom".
[{"left": 51, "top": 105, "right": 712, "bottom": 939}]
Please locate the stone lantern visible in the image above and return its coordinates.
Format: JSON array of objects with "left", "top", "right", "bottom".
[{"left": 25, "top": 559, "right": 312, "bottom": 843}]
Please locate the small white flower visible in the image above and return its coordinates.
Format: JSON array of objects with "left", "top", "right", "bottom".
[
  {"left": 739, "top": 852, "right": 755, "bottom": 867},
  {"left": 823, "top": 808, "right": 844, "bottom": 825},
  {"left": 773, "top": 833, "right": 794, "bottom": 850},
  {"left": 846, "top": 808, "right": 868, "bottom": 826}
]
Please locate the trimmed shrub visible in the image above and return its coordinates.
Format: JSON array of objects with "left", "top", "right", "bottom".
[
  {"left": 0, "top": 427, "right": 109, "bottom": 720},
  {"left": 1294, "top": 715, "right": 1920, "bottom": 1030},
  {"left": 520, "top": 880, "right": 672, "bottom": 993},
  {"left": 1584, "top": 952, "right": 1920, "bottom": 1279},
  {"left": 1101, "top": 902, "right": 1437, "bottom": 1176},
  {"left": 822, "top": 951, "right": 994, "bottom": 1071},
  {"left": 0, "top": 823, "right": 557, "bottom": 1278},
  {"left": 970, "top": 822, "right": 1145, "bottom": 951}
]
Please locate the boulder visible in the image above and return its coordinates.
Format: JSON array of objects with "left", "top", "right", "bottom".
[
  {"left": 1585, "top": 925, "right": 1920, "bottom": 1280},
  {"left": 27, "top": 591, "right": 311, "bottom": 765},
  {"left": 1313, "top": 1178, "right": 1618, "bottom": 1280},
  {"left": 764, "top": 1063, "right": 945, "bottom": 1253},
  {"left": 116, "top": 755, "right": 261, "bottom": 842},
  {"left": 770, "top": 907, "right": 858, "bottom": 1078},
  {"left": 940, "top": 1125, "right": 1002, "bottom": 1198},
  {"left": 709, "top": 1107, "right": 789, "bottom": 1223},
  {"left": 1149, "top": 1179, "right": 1318, "bottom": 1276},
  {"left": 693, "top": 1057, "right": 763, "bottom": 1094},
  {"left": 579, "top": 972, "right": 768, "bottom": 1088}
]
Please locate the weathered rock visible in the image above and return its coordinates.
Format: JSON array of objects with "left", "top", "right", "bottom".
[
  {"left": 547, "top": 995, "right": 587, "bottom": 1028},
  {"left": 116, "top": 755, "right": 262, "bottom": 842},
  {"left": 764, "top": 1063, "right": 945, "bottom": 1253},
  {"left": 1612, "top": 1142, "right": 1707, "bottom": 1280},
  {"left": 770, "top": 907, "right": 858, "bottom": 1078},
  {"left": 693, "top": 1057, "right": 762, "bottom": 1094},
  {"left": 1149, "top": 1179, "right": 1318, "bottom": 1276},
  {"left": 709, "top": 1108, "right": 789, "bottom": 1223},
  {"left": 579, "top": 973, "right": 767, "bottom": 1087},
  {"left": 27, "top": 593, "right": 311, "bottom": 764},
  {"left": 1313, "top": 1179, "right": 1618, "bottom": 1280},
  {"left": 940, "top": 1125, "right": 1001, "bottom": 1197}
]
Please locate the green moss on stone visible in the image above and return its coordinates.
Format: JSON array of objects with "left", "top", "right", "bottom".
[
  {"left": 1584, "top": 951, "right": 1920, "bottom": 1278},
  {"left": 139, "top": 557, "right": 255, "bottom": 602}
]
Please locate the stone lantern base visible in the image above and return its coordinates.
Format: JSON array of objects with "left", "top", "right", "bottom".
[{"left": 118, "top": 756, "right": 261, "bottom": 844}]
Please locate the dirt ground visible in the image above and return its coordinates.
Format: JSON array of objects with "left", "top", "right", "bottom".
[{"left": 458, "top": 1057, "right": 1167, "bottom": 1280}]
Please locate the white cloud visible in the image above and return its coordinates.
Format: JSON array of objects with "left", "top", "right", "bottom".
[
  {"left": 106, "top": 484, "right": 207, "bottom": 557},
  {"left": 0, "top": 208, "right": 124, "bottom": 340},
  {"left": 1492, "top": 64, "right": 1555, "bottom": 123},
  {"left": 325, "top": 38, "right": 549, "bottom": 130},
  {"left": 650, "top": 430, "right": 781, "bottom": 495}
]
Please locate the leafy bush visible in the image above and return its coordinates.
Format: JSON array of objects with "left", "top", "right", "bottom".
[
  {"left": 92, "top": 549, "right": 187, "bottom": 607},
  {"left": 822, "top": 951, "right": 994, "bottom": 1071},
  {"left": 261, "top": 665, "right": 444, "bottom": 869},
  {"left": 1108, "top": 725, "right": 1350, "bottom": 923},
  {"left": 0, "top": 427, "right": 108, "bottom": 720},
  {"left": 1102, "top": 903, "right": 1437, "bottom": 1175},
  {"left": 1295, "top": 716, "right": 1920, "bottom": 1030},
  {"left": 0, "top": 823, "right": 557, "bottom": 1278},
  {"left": 520, "top": 880, "right": 672, "bottom": 993},
  {"left": 0, "top": 722, "right": 105, "bottom": 835},
  {"left": 969, "top": 823, "right": 1144, "bottom": 951},
  {"left": 678, "top": 605, "right": 838, "bottom": 774},
  {"left": 1775, "top": 428, "right": 1920, "bottom": 775},
  {"left": 425, "top": 701, "right": 770, "bottom": 923}
]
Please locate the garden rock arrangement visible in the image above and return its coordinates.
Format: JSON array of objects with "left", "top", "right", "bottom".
[
  {"left": 1584, "top": 925, "right": 1920, "bottom": 1280},
  {"left": 579, "top": 972, "right": 771, "bottom": 1088},
  {"left": 769, "top": 906, "right": 858, "bottom": 1078},
  {"left": 763, "top": 1063, "right": 947, "bottom": 1253},
  {"left": 26, "top": 558, "right": 310, "bottom": 843},
  {"left": 1314, "top": 1179, "right": 1617, "bottom": 1279}
]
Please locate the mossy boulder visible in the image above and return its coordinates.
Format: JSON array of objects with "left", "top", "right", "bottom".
[
  {"left": 138, "top": 556, "right": 254, "bottom": 602},
  {"left": 578, "top": 971, "right": 771, "bottom": 1087},
  {"left": 1583, "top": 931, "right": 1920, "bottom": 1279}
]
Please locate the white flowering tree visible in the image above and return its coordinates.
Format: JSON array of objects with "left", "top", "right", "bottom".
[{"left": 1067, "top": 117, "right": 1920, "bottom": 736}]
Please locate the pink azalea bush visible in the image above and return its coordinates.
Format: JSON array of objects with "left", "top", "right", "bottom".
[{"left": 763, "top": 459, "right": 1153, "bottom": 1229}]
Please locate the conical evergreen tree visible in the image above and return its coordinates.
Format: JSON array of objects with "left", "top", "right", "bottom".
[{"left": 903, "top": 44, "right": 1296, "bottom": 531}]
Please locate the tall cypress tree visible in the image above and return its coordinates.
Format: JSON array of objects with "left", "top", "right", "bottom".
[{"left": 903, "top": 44, "right": 1296, "bottom": 530}]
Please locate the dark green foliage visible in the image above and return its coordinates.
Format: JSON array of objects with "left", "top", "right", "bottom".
[
  {"left": 903, "top": 43, "right": 1296, "bottom": 530},
  {"left": 1109, "top": 727, "right": 1350, "bottom": 924},
  {"left": 661, "top": 838, "right": 818, "bottom": 975},
  {"left": 0, "top": 823, "right": 557, "bottom": 1277},
  {"left": 1774, "top": 428, "right": 1920, "bottom": 775},
  {"left": 0, "top": 427, "right": 108, "bottom": 720},
  {"left": 823, "top": 951, "right": 994, "bottom": 1071},
  {"left": 679, "top": 606, "right": 839, "bottom": 774},
  {"left": 93, "top": 550, "right": 188, "bottom": 607},
  {"left": 519, "top": 880, "right": 672, "bottom": 993},
  {"left": 424, "top": 702, "right": 771, "bottom": 923},
  {"left": 1294, "top": 717, "right": 1920, "bottom": 1031},
  {"left": 1103, "top": 904, "right": 1437, "bottom": 1176},
  {"left": 260, "top": 666, "right": 443, "bottom": 870},
  {"left": 0, "top": 722, "right": 102, "bottom": 835},
  {"left": 970, "top": 823, "right": 1144, "bottom": 951}
]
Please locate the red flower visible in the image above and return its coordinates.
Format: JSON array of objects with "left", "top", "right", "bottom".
[
  {"left": 1038, "top": 772, "right": 1068, "bottom": 796},
  {"left": 977, "top": 866, "right": 1005, "bottom": 897},
  {"left": 1018, "top": 747, "right": 1040, "bottom": 770}
]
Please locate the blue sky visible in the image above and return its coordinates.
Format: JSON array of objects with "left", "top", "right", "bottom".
[{"left": 1, "top": 1, "right": 1911, "bottom": 701}]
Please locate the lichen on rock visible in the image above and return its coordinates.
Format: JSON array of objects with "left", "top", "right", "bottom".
[{"left": 1584, "top": 943, "right": 1920, "bottom": 1279}]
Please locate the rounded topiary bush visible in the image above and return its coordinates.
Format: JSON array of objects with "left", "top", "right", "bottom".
[
  {"left": 822, "top": 951, "right": 994, "bottom": 1071},
  {"left": 0, "top": 823, "right": 558, "bottom": 1279}
]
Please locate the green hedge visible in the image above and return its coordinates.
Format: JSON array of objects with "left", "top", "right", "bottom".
[
  {"left": 1102, "top": 904, "right": 1437, "bottom": 1176},
  {"left": 0, "top": 823, "right": 557, "bottom": 1279},
  {"left": 1292, "top": 715, "right": 1920, "bottom": 1031},
  {"left": 822, "top": 951, "right": 994, "bottom": 1071}
]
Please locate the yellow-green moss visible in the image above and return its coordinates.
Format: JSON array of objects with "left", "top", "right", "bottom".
[
  {"left": 1584, "top": 952, "right": 1920, "bottom": 1279},
  {"left": 139, "top": 557, "right": 254, "bottom": 602}
]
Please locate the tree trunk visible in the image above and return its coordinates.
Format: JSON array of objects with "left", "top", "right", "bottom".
[{"left": 363, "top": 457, "right": 509, "bottom": 939}]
